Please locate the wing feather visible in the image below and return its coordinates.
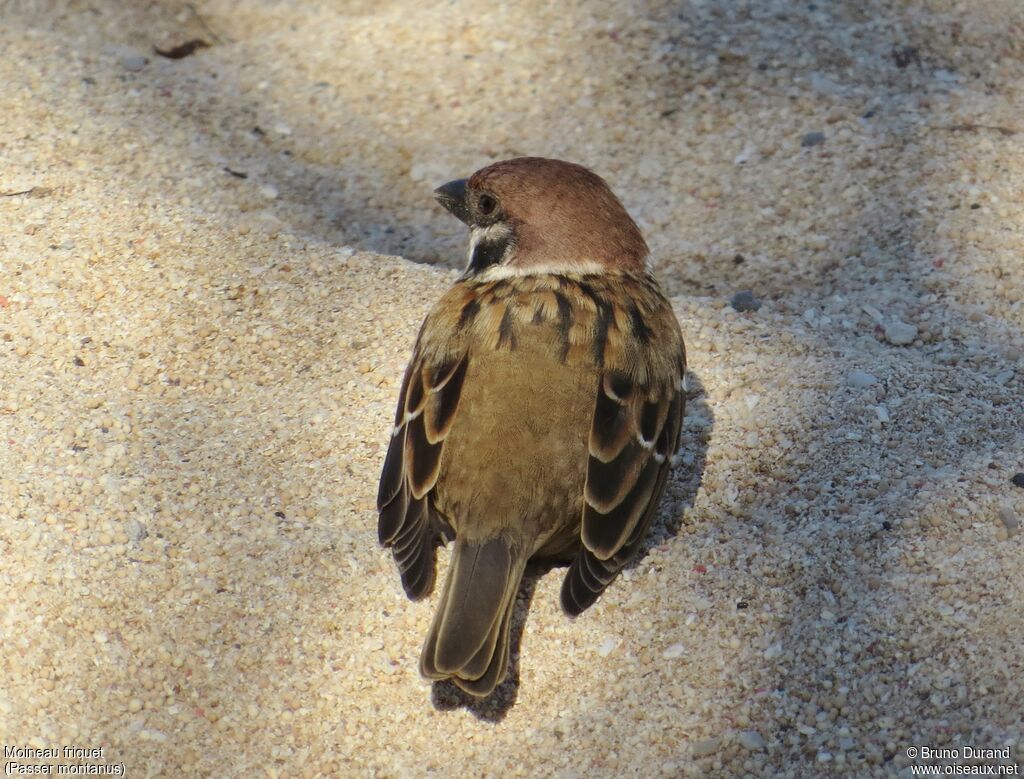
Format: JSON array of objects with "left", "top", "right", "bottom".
[
  {"left": 581, "top": 455, "right": 661, "bottom": 558},
  {"left": 405, "top": 413, "right": 444, "bottom": 500},
  {"left": 377, "top": 318, "right": 469, "bottom": 602},
  {"left": 423, "top": 356, "right": 469, "bottom": 444},
  {"left": 562, "top": 276, "right": 685, "bottom": 616},
  {"left": 588, "top": 372, "right": 635, "bottom": 463}
]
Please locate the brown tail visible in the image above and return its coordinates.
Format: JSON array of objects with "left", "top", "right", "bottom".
[{"left": 419, "top": 536, "right": 525, "bottom": 697}]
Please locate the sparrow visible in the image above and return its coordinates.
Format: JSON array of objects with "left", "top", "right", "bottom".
[{"left": 377, "top": 157, "right": 686, "bottom": 697}]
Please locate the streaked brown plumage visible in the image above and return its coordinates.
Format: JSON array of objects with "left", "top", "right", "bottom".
[{"left": 378, "top": 157, "right": 686, "bottom": 697}]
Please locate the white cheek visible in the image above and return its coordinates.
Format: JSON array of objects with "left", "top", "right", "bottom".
[{"left": 466, "top": 229, "right": 481, "bottom": 268}]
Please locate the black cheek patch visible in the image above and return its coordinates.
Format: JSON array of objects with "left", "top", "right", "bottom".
[{"left": 469, "top": 234, "right": 511, "bottom": 273}]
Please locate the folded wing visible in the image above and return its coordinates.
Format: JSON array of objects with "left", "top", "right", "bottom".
[{"left": 377, "top": 343, "right": 468, "bottom": 600}]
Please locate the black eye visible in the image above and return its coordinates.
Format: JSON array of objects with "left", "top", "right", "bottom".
[{"left": 478, "top": 194, "right": 497, "bottom": 215}]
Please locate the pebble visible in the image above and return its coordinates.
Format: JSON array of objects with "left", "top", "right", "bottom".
[
  {"left": 691, "top": 738, "right": 719, "bottom": 757},
  {"left": 691, "top": 596, "right": 712, "bottom": 612},
  {"left": 127, "top": 519, "right": 149, "bottom": 545},
  {"left": 998, "top": 506, "right": 1019, "bottom": 536},
  {"left": 883, "top": 320, "right": 918, "bottom": 346},
  {"left": 662, "top": 643, "right": 686, "bottom": 659},
  {"left": 596, "top": 637, "right": 618, "bottom": 658},
  {"left": 737, "top": 731, "right": 766, "bottom": 751},
  {"left": 862, "top": 304, "right": 885, "bottom": 324},
  {"left": 801, "top": 131, "right": 826, "bottom": 148},
  {"left": 1012, "top": 473, "right": 1024, "bottom": 489},
  {"left": 121, "top": 54, "right": 147, "bottom": 72},
  {"left": 730, "top": 290, "right": 762, "bottom": 312},
  {"left": 733, "top": 144, "right": 756, "bottom": 165},
  {"left": 846, "top": 370, "right": 877, "bottom": 388}
]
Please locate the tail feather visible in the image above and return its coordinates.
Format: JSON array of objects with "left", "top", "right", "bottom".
[
  {"left": 420, "top": 536, "right": 524, "bottom": 697},
  {"left": 453, "top": 589, "right": 517, "bottom": 696}
]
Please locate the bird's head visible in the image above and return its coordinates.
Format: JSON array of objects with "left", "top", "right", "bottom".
[{"left": 434, "top": 157, "right": 649, "bottom": 279}]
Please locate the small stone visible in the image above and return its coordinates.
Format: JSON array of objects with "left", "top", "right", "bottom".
[
  {"left": 1011, "top": 473, "right": 1024, "bottom": 489},
  {"left": 121, "top": 55, "right": 148, "bottom": 72},
  {"left": 662, "top": 643, "right": 686, "bottom": 659},
  {"left": 846, "top": 370, "right": 877, "bottom": 388},
  {"left": 883, "top": 320, "right": 918, "bottom": 346},
  {"left": 126, "top": 520, "right": 148, "bottom": 544},
  {"left": 734, "top": 144, "right": 756, "bottom": 165},
  {"left": 874, "top": 405, "right": 890, "bottom": 423},
  {"left": 259, "top": 184, "right": 279, "bottom": 200},
  {"left": 862, "top": 304, "right": 884, "bottom": 324},
  {"left": 691, "top": 738, "right": 719, "bottom": 757},
  {"left": 737, "top": 731, "right": 766, "bottom": 751},
  {"left": 801, "top": 131, "right": 826, "bottom": 147},
  {"left": 998, "top": 506, "right": 1019, "bottom": 536},
  {"left": 691, "top": 596, "right": 712, "bottom": 612},
  {"left": 730, "top": 290, "right": 762, "bottom": 312},
  {"left": 596, "top": 637, "right": 618, "bottom": 658}
]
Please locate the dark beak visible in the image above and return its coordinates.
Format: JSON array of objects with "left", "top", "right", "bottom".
[{"left": 433, "top": 178, "right": 471, "bottom": 225}]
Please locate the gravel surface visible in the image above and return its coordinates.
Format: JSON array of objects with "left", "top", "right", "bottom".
[{"left": 1, "top": 1, "right": 1022, "bottom": 777}]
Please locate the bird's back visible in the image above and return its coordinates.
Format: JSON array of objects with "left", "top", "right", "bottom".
[{"left": 433, "top": 302, "right": 598, "bottom": 557}]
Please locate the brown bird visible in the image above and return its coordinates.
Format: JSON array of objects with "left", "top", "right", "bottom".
[{"left": 377, "top": 157, "right": 686, "bottom": 697}]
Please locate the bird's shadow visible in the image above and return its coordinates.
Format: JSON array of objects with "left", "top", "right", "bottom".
[{"left": 429, "top": 369, "right": 712, "bottom": 721}]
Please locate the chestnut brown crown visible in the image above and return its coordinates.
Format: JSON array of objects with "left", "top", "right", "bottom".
[{"left": 434, "top": 157, "right": 649, "bottom": 275}]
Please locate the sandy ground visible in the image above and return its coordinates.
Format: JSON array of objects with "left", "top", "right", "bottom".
[{"left": 1, "top": 1, "right": 1022, "bottom": 776}]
